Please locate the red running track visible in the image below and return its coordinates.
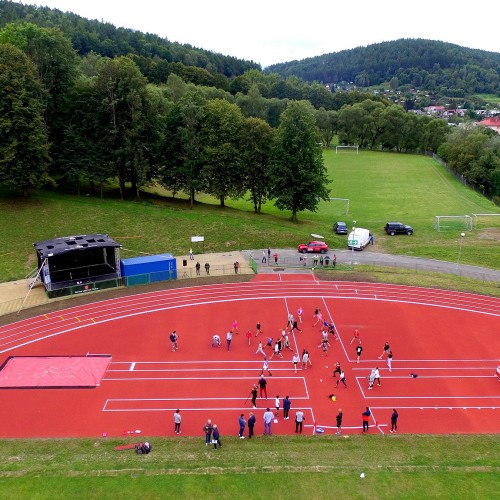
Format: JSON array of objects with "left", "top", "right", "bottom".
[{"left": 0, "top": 275, "right": 498, "bottom": 438}]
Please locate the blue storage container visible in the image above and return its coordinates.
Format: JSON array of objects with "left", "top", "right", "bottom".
[{"left": 120, "top": 254, "right": 177, "bottom": 286}]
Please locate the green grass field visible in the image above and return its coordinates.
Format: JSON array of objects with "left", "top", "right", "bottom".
[
  {"left": 0, "top": 435, "right": 498, "bottom": 499},
  {"left": 0, "top": 151, "right": 499, "bottom": 282}
]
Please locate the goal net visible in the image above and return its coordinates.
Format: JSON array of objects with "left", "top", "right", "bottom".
[
  {"left": 472, "top": 213, "right": 500, "bottom": 229},
  {"left": 335, "top": 145, "right": 359, "bottom": 154},
  {"left": 434, "top": 215, "right": 473, "bottom": 232},
  {"left": 327, "top": 197, "right": 350, "bottom": 215}
]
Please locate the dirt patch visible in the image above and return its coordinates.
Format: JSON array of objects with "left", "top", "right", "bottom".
[{"left": 477, "top": 228, "right": 500, "bottom": 240}]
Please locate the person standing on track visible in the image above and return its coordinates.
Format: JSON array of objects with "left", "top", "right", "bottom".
[
  {"left": 283, "top": 396, "right": 291, "bottom": 420},
  {"left": 390, "top": 409, "right": 399, "bottom": 433},
  {"left": 356, "top": 342, "right": 363, "bottom": 363},
  {"left": 333, "top": 361, "right": 342, "bottom": 378},
  {"left": 250, "top": 383, "right": 258, "bottom": 408},
  {"left": 368, "top": 368, "right": 376, "bottom": 389},
  {"left": 336, "top": 409, "right": 343, "bottom": 435},
  {"left": 374, "top": 367, "right": 381, "bottom": 386},
  {"left": 274, "top": 395, "right": 280, "bottom": 417},
  {"left": 292, "top": 352, "right": 300, "bottom": 373},
  {"left": 290, "top": 318, "right": 302, "bottom": 334},
  {"left": 238, "top": 413, "right": 246, "bottom": 439},
  {"left": 232, "top": 320, "right": 239, "bottom": 334},
  {"left": 286, "top": 311, "right": 294, "bottom": 330},
  {"left": 169, "top": 331, "right": 178, "bottom": 352},
  {"left": 255, "top": 341, "right": 265, "bottom": 356},
  {"left": 211, "top": 334, "right": 221, "bottom": 348},
  {"left": 302, "top": 349, "right": 310, "bottom": 370},
  {"left": 256, "top": 321, "right": 262, "bottom": 337},
  {"left": 362, "top": 407, "right": 371, "bottom": 433},
  {"left": 379, "top": 341, "right": 390, "bottom": 359},
  {"left": 263, "top": 408, "right": 274, "bottom": 435},
  {"left": 173, "top": 409, "right": 181, "bottom": 434},
  {"left": 295, "top": 409, "right": 305, "bottom": 433},
  {"left": 248, "top": 412, "right": 256, "bottom": 438},
  {"left": 226, "top": 331, "right": 233, "bottom": 351},
  {"left": 246, "top": 329, "right": 252, "bottom": 346},
  {"left": 259, "top": 375, "right": 268, "bottom": 399}
]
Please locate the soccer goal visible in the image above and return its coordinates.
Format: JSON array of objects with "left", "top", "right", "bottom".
[
  {"left": 327, "top": 197, "right": 350, "bottom": 215},
  {"left": 434, "top": 215, "right": 473, "bottom": 232},
  {"left": 335, "top": 145, "right": 359, "bottom": 154},
  {"left": 472, "top": 213, "right": 500, "bottom": 229}
]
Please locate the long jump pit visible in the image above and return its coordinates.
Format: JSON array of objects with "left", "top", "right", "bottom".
[{"left": 0, "top": 355, "right": 111, "bottom": 389}]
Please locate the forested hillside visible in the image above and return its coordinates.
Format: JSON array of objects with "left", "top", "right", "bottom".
[
  {"left": 267, "top": 39, "right": 500, "bottom": 96},
  {"left": 0, "top": 0, "right": 259, "bottom": 80}
]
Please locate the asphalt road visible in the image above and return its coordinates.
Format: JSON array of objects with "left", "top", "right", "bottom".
[{"left": 242, "top": 248, "right": 500, "bottom": 284}]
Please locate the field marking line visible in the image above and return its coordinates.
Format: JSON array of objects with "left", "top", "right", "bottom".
[
  {"left": 103, "top": 375, "right": 305, "bottom": 381},
  {"left": 362, "top": 395, "right": 500, "bottom": 399},
  {"left": 129, "top": 362, "right": 135, "bottom": 371},
  {"left": 351, "top": 366, "right": 497, "bottom": 371},
  {"left": 369, "top": 405, "right": 500, "bottom": 410},
  {"left": 320, "top": 297, "right": 349, "bottom": 360},
  {"left": 355, "top": 375, "right": 497, "bottom": 379}
]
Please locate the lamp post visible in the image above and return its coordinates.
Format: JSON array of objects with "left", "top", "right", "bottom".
[
  {"left": 456, "top": 232, "right": 465, "bottom": 271},
  {"left": 351, "top": 220, "right": 357, "bottom": 265}
]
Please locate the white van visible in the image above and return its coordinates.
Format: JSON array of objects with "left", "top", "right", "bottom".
[{"left": 347, "top": 227, "right": 371, "bottom": 250}]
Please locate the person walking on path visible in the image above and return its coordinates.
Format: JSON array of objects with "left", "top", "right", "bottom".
[
  {"left": 263, "top": 408, "right": 274, "bottom": 435},
  {"left": 203, "top": 419, "right": 213, "bottom": 445},
  {"left": 226, "top": 331, "right": 233, "bottom": 351},
  {"left": 195, "top": 261, "right": 201, "bottom": 275},
  {"left": 258, "top": 375, "right": 268, "bottom": 399},
  {"left": 368, "top": 368, "right": 376, "bottom": 389},
  {"left": 212, "top": 334, "right": 221, "bottom": 348},
  {"left": 205, "top": 262, "right": 210, "bottom": 275},
  {"left": 336, "top": 409, "right": 343, "bottom": 435},
  {"left": 255, "top": 341, "right": 265, "bottom": 356},
  {"left": 212, "top": 424, "right": 221, "bottom": 449},
  {"left": 336, "top": 370, "right": 347, "bottom": 388},
  {"left": 173, "top": 409, "right": 181, "bottom": 434},
  {"left": 296, "top": 306, "right": 304, "bottom": 324},
  {"left": 261, "top": 356, "right": 273, "bottom": 377},
  {"left": 267, "top": 248, "right": 271, "bottom": 263},
  {"left": 374, "top": 367, "right": 381, "bottom": 386},
  {"left": 350, "top": 328, "right": 361, "bottom": 344},
  {"left": 238, "top": 413, "right": 246, "bottom": 439},
  {"left": 250, "top": 383, "right": 258, "bottom": 408},
  {"left": 256, "top": 321, "right": 263, "bottom": 337},
  {"left": 379, "top": 341, "right": 391, "bottom": 359},
  {"left": 283, "top": 396, "right": 291, "bottom": 420},
  {"left": 362, "top": 407, "right": 371, "bottom": 433},
  {"left": 387, "top": 349, "right": 393, "bottom": 372},
  {"left": 292, "top": 352, "right": 300, "bottom": 373},
  {"left": 189, "top": 248, "right": 194, "bottom": 260},
  {"left": 356, "top": 342, "right": 363, "bottom": 363},
  {"left": 295, "top": 409, "right": 305, "bottom": 433},
  {"left": 234, "top": 261, "right": 239, "bottom": 274},
  {"left": 262, "top": 251, "right": 267, "bottom": 263},
  {"left": 169, "top": 331, "right": 178, "bottom": 352},
  {"left": 248, "top": 412, "right": 256, "bottom": 438},
  {"left": 273, "top": 252, "right": 278, "bottom": 264},
  {"left": 332, "top": 254, "right": 337, "bottom": 268},
  {"left": 390, "top": 409, "right": 399, "bottom": 433}
]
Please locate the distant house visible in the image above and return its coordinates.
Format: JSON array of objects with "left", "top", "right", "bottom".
[
  {"left": 424, "top": 105, "right": 445, "bottom": 115},
  {"left": 477, "top": 117, "right": 500, "bottom": 134}
]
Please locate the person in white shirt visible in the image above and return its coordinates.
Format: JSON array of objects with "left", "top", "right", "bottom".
[{"left": 292, "top": 353, "right": 300, "bottom": 373}]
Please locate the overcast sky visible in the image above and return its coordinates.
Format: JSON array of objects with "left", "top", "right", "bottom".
[{"left": 20, "top": 1, "right": 500, "bottom": 68}]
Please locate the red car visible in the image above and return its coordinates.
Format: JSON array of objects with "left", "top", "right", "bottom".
[{"left": 297, "top": 241, "right": 328, "bottom": 254}]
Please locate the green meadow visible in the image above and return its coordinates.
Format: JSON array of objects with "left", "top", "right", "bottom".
[{"left": 1, "top": 150, "right": 498, "bottom": 282}]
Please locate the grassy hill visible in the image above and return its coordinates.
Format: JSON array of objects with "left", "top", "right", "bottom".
[{"left": 1, "top": 151, "right": 499, "bottom": 282}]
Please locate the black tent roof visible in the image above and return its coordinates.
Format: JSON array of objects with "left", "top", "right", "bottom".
[{"left": 33, "top": 234, "right": 121, "bottom": 258}]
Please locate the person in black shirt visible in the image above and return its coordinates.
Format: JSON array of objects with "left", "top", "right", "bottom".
[{"left": 356, "top": 342, "right": 363, "bottom": 363}]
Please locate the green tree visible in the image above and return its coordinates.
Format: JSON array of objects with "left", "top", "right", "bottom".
[
  {"left": 269, "top": 101, "right": 330, "bottom": 222},
  {"left": 200, "top": 99, "right": 245, "bottom": 207},
  {"left": 240, "top": 117, "right": 275, "bottom": 213},
  {"left": 0, "top": 43, "right": 50, "bottom": 196},
  {"left": 315, "top": 108, "right": 338, "bottom": 148}
]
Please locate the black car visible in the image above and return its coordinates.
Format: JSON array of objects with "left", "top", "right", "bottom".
[
  {"left": 333, "top": 222, "right": 348, "bottom": 234},
  {"left": 384, "top": 222, "right": 414, "bottom": 235}
]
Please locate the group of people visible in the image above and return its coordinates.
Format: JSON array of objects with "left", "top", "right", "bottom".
[{"left": 194, "top": 261, "right": 210, "bottom": 276}]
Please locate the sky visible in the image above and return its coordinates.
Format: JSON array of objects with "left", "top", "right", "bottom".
[{"left": 18, "top": 1, "right": 500, "bottom": 68}]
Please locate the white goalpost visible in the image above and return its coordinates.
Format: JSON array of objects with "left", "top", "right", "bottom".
[
  {"left": 472, "top": 213, "right": 500, "bottom": 229},
  {"left": 327, "top": 197, "right": 350, "bottom": 214},
  {"left": 434, "top": 215, "right": 473, "bottom": 232},
  {"left": 335, "top": 145, "right": 359, "bottom": 154}
]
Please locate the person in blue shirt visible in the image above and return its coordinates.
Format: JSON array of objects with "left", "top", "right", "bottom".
[
  {"left": 283, "top": 396, "right": 291, "bottom": 420},
  {"left": 248, "top": 412, "right": 256, "bottom": 438},
  {"left": 238, "top": 413, "right": 246, "bottom": 439}
]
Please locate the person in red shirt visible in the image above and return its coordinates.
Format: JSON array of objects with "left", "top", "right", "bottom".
[
  {"left": 350, "top": 328, "right": 361, "bottom": 344},
  {"left": 246, "top": 330, "right": 252, "bottom": 346}
]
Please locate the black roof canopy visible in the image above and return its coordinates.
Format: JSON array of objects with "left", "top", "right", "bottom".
[{"left": 33, "top": 234, "right": 121, "bottom": 258}]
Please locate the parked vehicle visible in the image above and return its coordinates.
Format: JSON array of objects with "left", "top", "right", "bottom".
[
  {"left": 297, "top": 241, "right": 328, "bottom": 254},
  {"left": 347, "top": 228, "right": 370, "bottom": 250},
  {"left": 333, "top": 221, "right": 348, "bottom": 234},
  {"left": 384, "top": 222, "right": 414, "bottom": 235}
]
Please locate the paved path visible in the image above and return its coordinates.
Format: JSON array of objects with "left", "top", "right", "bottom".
[{"left": 242, "top": 248, "right": 500, "bottom": 284}]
